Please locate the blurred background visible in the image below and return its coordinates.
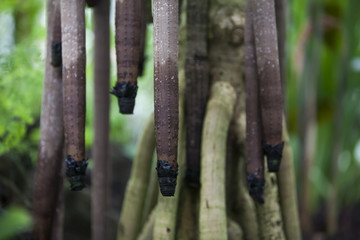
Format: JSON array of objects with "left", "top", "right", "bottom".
[{"left": 0, "top": 0, "right": 359, "bottom": 239}]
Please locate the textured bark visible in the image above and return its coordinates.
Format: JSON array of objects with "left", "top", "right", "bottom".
[
  {"left": 184, "top": 0, "right": 209, "bottom": 187},
  {"left": 118, "top": 114, "right": 156, "bottom": 240},
  {"left": 153, "top": 76, "right": 185, "bottom": 240},
  {"left": 138, "top": 0, "right": 152, "bottom": 77},
  {"left": 256, "top": 170, "right": 285, "bottom": 240},
  {"left": 51, "top": 4, "right": 62, "bottom": 67},
  {"left": 32, "top": 0, "right": 64, "bottom": 239},
  {"left": 61, "top": 0, "right": 87, "bottom": 191},
  {"left": 275, "top": 0, "right": 287, "bottom": 91},
  {"left": 227, "top": 219, "right": 243, "bottom": 240},
  {"left": 199, "top": 81, "right": 236, "bottom": 240},
  {"left": 153, "top": 0, "right": 179, "bottom": 197},
  {"left": 233, "top": 157, "right": 260, "bottom": 240},
  {"left": 252, "top": 0, "right": 284, "bottom": 172},
  {"left": 244, "top": 0, "right": 265, "bottom": 204},
  {"left": 277, "top": 120, "right": 301, "bottom": 240},
  {"left": 111, "top": 0, "right": 141, "bottom": 114},
  {"left": 52, "top": 160, "right": 64, "bottom": 240},
  {"left": 91, "top": 0, "right": 110, "bottom": 239}
]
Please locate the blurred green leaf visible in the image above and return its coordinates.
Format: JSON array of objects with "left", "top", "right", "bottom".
[{"left": 0, "top": 205, "right": 32, "bottom": 240}]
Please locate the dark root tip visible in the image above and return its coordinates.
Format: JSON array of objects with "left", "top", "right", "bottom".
[
  {"left": 65, "top": 156, "right": 88, "bottom": 191},
  {"left": 156, "top": 160, "right": 178, "bottom": 197},
  {"left": 51, "top": 41, "right": 62, "bottom": 67},
  {"left": 263, "top": 142, "right": 284, "bottom": 172},
  {"left": 247, "top": 175, "right": 265, "bottom": 204},
  {"left": 110, "top": 81, "right": 138, "bottom": 114},
  {"left": 184, "top": 168, "right": 200, "bottom": 188},
  {"left": 159, "top": 180, "right": 176, "bottom": 196},
  {"left": 118, "top": 98, "right": 135, "bottom": 114},
  {"left": 86, "top": 0, "right": 98, "bottom": 7}
]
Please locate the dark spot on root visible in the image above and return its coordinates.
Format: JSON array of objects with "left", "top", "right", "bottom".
[
  {"left": 263, "top": 142, "right": 284, "bottom": 172},
  {"left": 51, "top": 41, "right": 62, "bottom": 67},
  {"left": 110, "top": 81, "right": 138, "bottom": 114},
  {"left": 156, "top": 160, "right": 178, "bottom": 197},
  {"left": 167, "top": 228, "right": 171, "bottom": 233},
  {"left": 65, "top": 155, "right": 88, "bottom": 191},
  {"left": 247, "top": 175, "right": 265, "bottom": 204}
]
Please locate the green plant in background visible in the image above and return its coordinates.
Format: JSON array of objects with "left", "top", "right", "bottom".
[{"left": 0, "top": 205, "right": 32, "bottom": 240}]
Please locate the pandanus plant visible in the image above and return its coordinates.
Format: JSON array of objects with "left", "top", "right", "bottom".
[
  {"left": 61, "top": 0, "right": 87, "bottom": 191},
  {"left": 117, "top": 0, "right": 301, "bottom": 239},
  {"left": 111, "top": 0, "right": 142, "bottom": 114},
  {"left": 153, "top": 0, "right": 179, "bottom": 197}
]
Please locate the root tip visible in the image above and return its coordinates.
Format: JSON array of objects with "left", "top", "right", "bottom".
[
  {"left": 157, "top": 160, "right": 178, "bottom": 197},
  {"left": 65, "top": 156, "right": 88, "bottom": 191},
  {"left": 110, "top": 82, "right": 138, "bottom": 114},
  {"left": 247, "top": 175, "right": 265, "bottom": 204},
  {"left": 263, "top": 142, "right": 284, "bottom": 172}
]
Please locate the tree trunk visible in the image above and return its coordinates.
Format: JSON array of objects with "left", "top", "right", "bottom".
[
  {"left": 91, "top": 0, "right": 110, "bottom": 239},
  {"left": 199, "top": 81, "right": 236, "bottom": 240},
  {"left": 32, "top": 0, "right": 64, "bottom": 239}
]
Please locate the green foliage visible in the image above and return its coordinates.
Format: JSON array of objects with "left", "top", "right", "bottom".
[
  {"left": 287, "top": 0, "right": 360, "bottom": 211},
  {"left": 0, "top": 205, "right": 32, "bottom": 240},
  {"left": 0, "top": 41, "right": 44, "bottom": 156}
]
